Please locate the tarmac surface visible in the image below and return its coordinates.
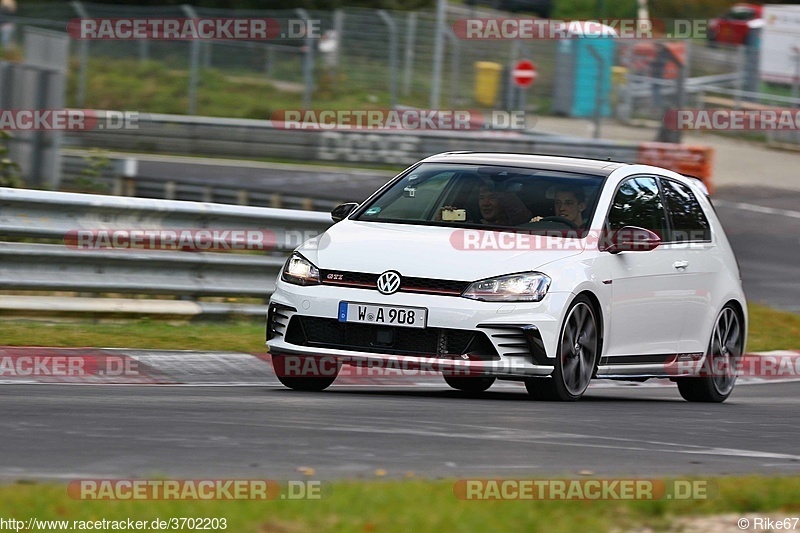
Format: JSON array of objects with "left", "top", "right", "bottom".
[{"left": 2, "top": 349, "right": 799, "bottom": 480}]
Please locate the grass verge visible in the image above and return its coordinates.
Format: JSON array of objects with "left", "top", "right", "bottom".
[
  {"left": 0, "top": 303, "right": 797, "bottom": 353},
  {"left": 2, "top": 476, "right": 800, "bottom": 532},
  {"left": 0, "top": 318, "right": 267, "bottom": 353}
]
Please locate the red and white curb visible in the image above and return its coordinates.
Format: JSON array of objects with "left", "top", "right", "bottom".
[{"left": 0, "top": 347, "right": 799, "bottom": 387}]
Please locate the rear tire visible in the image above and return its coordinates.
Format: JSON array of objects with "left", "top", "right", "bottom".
[
  {"left": 271, "top": 354, "right": 340, "bottom": 392},
  {"left": 443, "top": 375, "right": 496, "bottom": 393},
  {"left": 525, "top": 295, "right": 599, "bottom": 401},
  {"left": 676, "top": 305, "right": 743, "bottom": 403}
]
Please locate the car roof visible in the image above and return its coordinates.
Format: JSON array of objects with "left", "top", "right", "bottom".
[{"left": 420, "top": 152, "right": 629, "bottom": 177}]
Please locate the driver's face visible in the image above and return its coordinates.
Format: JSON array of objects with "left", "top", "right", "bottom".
[
  {"left": 554, "top": 191, "right": 586, "bottom": 226},
  {"left": 479, "top": 188, "right": 501, "bottom": 222}
]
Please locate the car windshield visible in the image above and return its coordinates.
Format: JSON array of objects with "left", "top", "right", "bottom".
[{"left": 353, "top": 163, "right": 604, "bottom": 235}]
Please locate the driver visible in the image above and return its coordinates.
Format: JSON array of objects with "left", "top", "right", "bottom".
[
  {"left": 439, "top": 184, "right": 531, "bottom": 226},
  {"left": 531, "top": 185, "right": 587, "bottom": 227}
]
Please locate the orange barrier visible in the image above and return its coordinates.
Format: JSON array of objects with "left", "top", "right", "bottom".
[{"left": 637, "top": 142, "right": 715, "bottom": 195}]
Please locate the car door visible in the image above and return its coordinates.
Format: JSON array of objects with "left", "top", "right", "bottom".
[
  {"left": 659, "top": 177, "right": 716, "bottom": 356},
  {"left": 595, "top": 175, "right": 686, "bottom": 361}
]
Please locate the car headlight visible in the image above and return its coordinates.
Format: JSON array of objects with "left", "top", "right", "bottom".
[
  {"left": 462, "top": 272, "right": 551, "bottom": 302},
  {"left": 281, "top": 253, "right": 320, "bottom": 286}
]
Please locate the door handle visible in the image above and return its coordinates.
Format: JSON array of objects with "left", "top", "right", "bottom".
[{"left": 673, "top": 260, "right": 689, "bottom": 270}]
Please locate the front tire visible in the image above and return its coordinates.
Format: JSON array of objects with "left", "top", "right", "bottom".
[
  {"left": 271, "top": 354, "right": 340, "bottom": 392},
  {"left": 525, "top": 295, "right": 599, "bottom": 401},
  {"left": 676, "top": 305, "right": 743, "bottom": 403}
]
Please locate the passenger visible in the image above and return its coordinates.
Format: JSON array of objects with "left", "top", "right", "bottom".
[{"left": 439, "top": 184, "right": 531, "bottom": 226}]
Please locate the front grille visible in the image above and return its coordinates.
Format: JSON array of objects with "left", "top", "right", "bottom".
[
  {"left": 285, "top": 316, "right": 496, "bottom": 357},
  {"left": 402, "top": 276, "right": 470, "bottom": 295},
  {"left": 320, "top": 269, "right": 470, "bottom": 296}
]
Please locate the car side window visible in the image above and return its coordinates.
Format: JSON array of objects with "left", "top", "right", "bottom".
[
  {"left": 606, "top": 176, "right": 668, "bottom": 238},
  {"left": 660, "top": 178, "right": 711, "bottom": 243}
]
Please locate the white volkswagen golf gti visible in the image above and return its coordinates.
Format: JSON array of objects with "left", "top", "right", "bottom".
[{"left": 267, "top": 153, "right": 746, "bottom": 402}]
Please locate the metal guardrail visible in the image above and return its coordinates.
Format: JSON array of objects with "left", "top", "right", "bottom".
[
  {"left": 0, "top": 187, "right": 333, "bottom": 317},
  {"left": 65, "top": 112, "right": 642, "bottom": 167},
  {"left": 59, "top": 154, "right": 345, "bottom": 211}
]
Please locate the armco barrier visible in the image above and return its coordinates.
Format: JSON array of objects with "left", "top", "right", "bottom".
[
  {"left": 66, "top": 112, "right": 641, "bottom": 164},
  {"left": 64, "top": 111, "right": 715, "bottom": 194},
  {"left": 58, "top": 149, "right": 395, "bottom": 212},
  {"left": 0, "top": 187, "right": 332, "bottom": 317}
]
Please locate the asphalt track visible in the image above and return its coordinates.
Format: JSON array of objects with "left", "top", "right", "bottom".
[
  {"left": 2, "top": 381, "right": 799, "bottom": 480},
  {"left": 713, "top": 186, "right": 800, "bottom": 313}
]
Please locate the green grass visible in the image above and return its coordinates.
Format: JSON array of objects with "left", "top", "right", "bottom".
[
  {"left": 68, "top": 57, "right": 438, "bottom": 119},
  {"left": 746, "top": 304, "right": 800, "bottom": 352},
  {"left": 0, "top": 303, "right": 796, "bottom": 354},
  {"left": 0, "top": 318, "right": 267, "bottom": 353},
  {"left": 2, "top": 476, "right": 800, "bottom": 532}
]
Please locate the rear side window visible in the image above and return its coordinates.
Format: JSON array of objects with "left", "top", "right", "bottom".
[
  {"left": 606, "top": 176, "right": 668, "bottom": 238},
  {"left": 661, "top": 179, "right": 711, "bottom": 243}
]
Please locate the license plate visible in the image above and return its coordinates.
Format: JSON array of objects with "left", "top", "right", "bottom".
[{"left": 338, "top": 302, "right": 427, "bottom": 329}]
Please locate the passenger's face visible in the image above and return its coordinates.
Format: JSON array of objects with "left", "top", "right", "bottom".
[
  {"left": 554, "top": 191, "right": 586, "bottom": 225},
  {"left": 479, "top": 188, "right": 501, "bottom": 222}
]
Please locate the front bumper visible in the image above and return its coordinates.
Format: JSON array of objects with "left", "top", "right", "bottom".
[{"left": 267, "top": 281, "right": 572, "bottom": 378}]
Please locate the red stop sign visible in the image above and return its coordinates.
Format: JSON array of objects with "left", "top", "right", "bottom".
[{"left": 512, "top": 59, "right": 537, "bottom": 88}]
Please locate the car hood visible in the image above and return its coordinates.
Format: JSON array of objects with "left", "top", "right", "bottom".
[{"left": 300, "top": 220, "right": 585, "bottom": 281}]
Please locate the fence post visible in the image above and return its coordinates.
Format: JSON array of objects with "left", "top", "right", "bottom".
[
  {"left": 743, "top": 28, "right": 761, "bottom": 101},
  {"left": 403, "top": 11, "right": 416, "bottom": 97},
  {"left": 182, "top": 5, "right": 201, "bottom": 115},
  {"left": 70, "top": 1, "right": 89, "bottom": 107},
  {"left": 378, "top": 10, "right": 398, "bottom": 109},
  {"left": 446, "top": 29, "right": 460, "bottom": 107},
  {"left": 296, "top": 8, "right": 315, "bottom": 109},
  {"left": 430, "top": 0, "right": 446, "bottom": 108},
  {"left": 28, "top": 69, "right": 49, "bottom": 187},
  {"left": 505, "top": 40, "right": 521, "bottom": 111},
  {"left": 734, "top": 45, "right": 745, "bottom": 110},
  {"left": 139, "top": 40, "right": 149, "bottom": 63},
  {"left": 203, "top": 42, "right": 211, "bottom": 68},
  {"left": 333, "top": 9, "right": 344, "bottom": 81}
]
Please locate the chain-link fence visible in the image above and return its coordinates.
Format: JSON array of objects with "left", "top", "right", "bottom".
[
  {"left": 4, "top": 3, "right": 800, "bottom": 145},
  {"left": 4, "top": 3, "right": 605, "bottom": 117}
]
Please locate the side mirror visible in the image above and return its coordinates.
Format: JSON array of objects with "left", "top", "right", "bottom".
[
  {"left": 331, "top": 202, "right": 359, "bottom": 223},
  {"left": 602, "top": 226, "right": 661, "bottom": 254}
]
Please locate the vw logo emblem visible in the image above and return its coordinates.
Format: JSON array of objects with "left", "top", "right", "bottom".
[{"left": 376, "top": 271, "right": 402, "bottom": 295}]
